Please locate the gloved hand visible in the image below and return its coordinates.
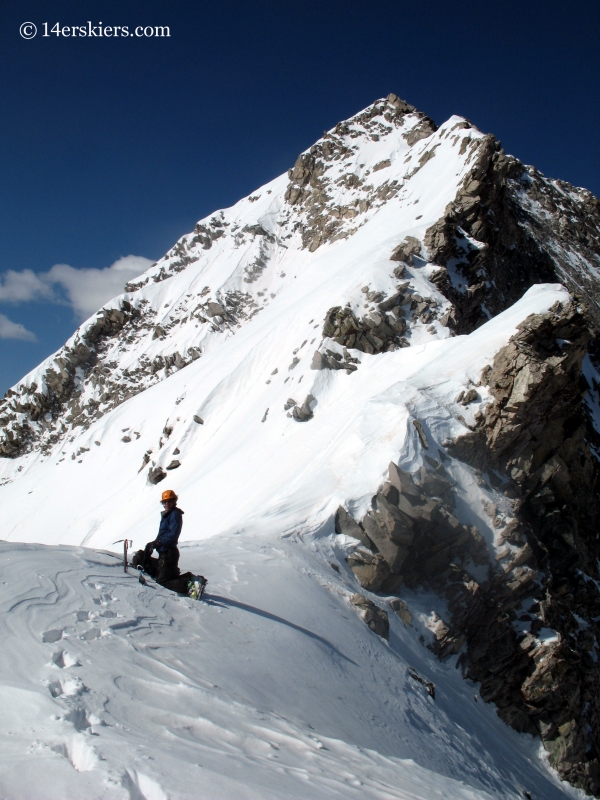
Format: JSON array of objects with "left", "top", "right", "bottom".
[{"left": 145, "top": 540, "right": 157, "bottom": 554}]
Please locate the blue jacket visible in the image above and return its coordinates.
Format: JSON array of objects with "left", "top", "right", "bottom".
[{"left": 156, "top": 507, "right": 183, "bottom": 552}]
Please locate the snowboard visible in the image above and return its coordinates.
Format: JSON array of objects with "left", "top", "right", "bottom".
[
  {"left": 187, "top": 576, "right": 208, "bottom": 600},
  {"left": 136, "top": 566, "right": 207, "bottom": 599}
]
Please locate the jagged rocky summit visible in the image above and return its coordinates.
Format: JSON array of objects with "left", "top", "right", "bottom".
[{"left": 1, "top": 94, "right": 600, "bottom": 795}]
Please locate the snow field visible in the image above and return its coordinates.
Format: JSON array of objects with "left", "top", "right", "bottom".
[
  {"left": 0, "top": 284, "right": 571, "bottom": 555},
  {"left": 0, "top": 537, "right": 584, "bottom": 799}
]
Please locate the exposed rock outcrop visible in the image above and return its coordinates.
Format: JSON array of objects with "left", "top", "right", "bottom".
[
  {"left": 0, "top": 287, "right": 264, "bottom": 459},
  {"left": 339, "top": 301, "right": 600, "bottom": 795},
  {"left": 148, "top": 466, "right": 167, "bottom": 484},
  {"left": 350, "top": 593, "right": 389, "bottom": 639},
  {"left": 0, "top": 302, "right": 141, "bottom": 457},
  {"left": 341, "top": 459, "right": 487, "bottom": 591},
  {"left": 284, "top": 395, "right": 315, "bottom": 422},
  {"left": 311, "top": 348, "right": 359, "bottom": 372},
  {"left": 390, "top": 236, "right": 422, "bottom": 263},
  {"left": 446, "top": 302, "right": 600, "bottom": 795},
  {"left": 321, "top": 304, "right": 408, "bottom": 355},
  {"left": 284, "top": 94, "right": 436, "bottom": 253}
]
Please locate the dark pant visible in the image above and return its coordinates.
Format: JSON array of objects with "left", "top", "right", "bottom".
[
  {"left": 133, "top": 546, "right": 180, "bottom": 584},
  {"left": 157, "top": 546, "right": 180, "bottom": 583}
]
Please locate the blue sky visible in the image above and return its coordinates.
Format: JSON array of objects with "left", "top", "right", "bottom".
[{"left": 1, "top": 0, "right": 599, "bottom": 393}]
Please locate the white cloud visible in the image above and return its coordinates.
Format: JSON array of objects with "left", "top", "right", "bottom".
[
  {"left": 0, "top": 255, "right": 154, "bottom": 321},
  {"left": 0, "top": 313, "right": 36, "bottom": 341},
  {"left": 0, "top": 269, "right": 54, "bottom": 303},
  {"left": 46, "top": 255, "right": 155, "bottom": 320}
]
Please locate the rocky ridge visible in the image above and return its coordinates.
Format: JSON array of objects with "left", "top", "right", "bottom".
[
  {"left": 284, "top": 94, "right": 437, "bottom": 253},
  {"left": 423, "top": 135, "right": 600, "bottom": 334},
  {"left": 449, "top": 302, "right": 600, "bottom": 794},
  {"left": 339, "top": 300, "right": 600, "bottom": 795}
]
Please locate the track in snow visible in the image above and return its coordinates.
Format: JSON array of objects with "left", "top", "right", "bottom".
[{"left": 0, "top": 536, "right": 583, "bottom": 800}]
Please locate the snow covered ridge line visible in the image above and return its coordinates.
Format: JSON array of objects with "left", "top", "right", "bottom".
[
  {"left": 1, "top": 92, "right": 599, "bottom": 462},
  {"left": 2, "top": 92, "right": 598, "bottom": 461},
  {"left": 281, "top": 93, "right": 439, "bottom": 253},
  {"left": 0, "top": 283, "right": 256, "bottom": 456},
  {"left": 0, "top": 537, "right": 573, "bottom": 800},
  {"left": 0, "top": 93, "right": 480, "bottom": 457}
]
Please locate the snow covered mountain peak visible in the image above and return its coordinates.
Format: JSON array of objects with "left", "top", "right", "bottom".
[
  {"left": 2, "top": 94, "right": 600, "bottom": 797},
  {"left": 0, "top": 94, "right": 489, "bottom": 463}
]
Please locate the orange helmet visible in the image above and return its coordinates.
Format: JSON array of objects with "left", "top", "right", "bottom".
[{"left": 161, "top": 489, "right": 178, "bottom": 502}]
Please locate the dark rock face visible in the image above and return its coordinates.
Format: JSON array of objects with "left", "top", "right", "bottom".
[
  {"left": 336, "top": 302, "right": 600, "bottom": 796},
  {"left": 342, "top": 459, "right": 487, "bottom": 592},
  {"left": 419, "top": 134, "right": 600, "bottom": 795},
  {"left": 345, "top": 548, "right": 401, "bottom": 593},
  {"left": 423, "top": 134, "right": 600, "bottom": 334},
  {"left": 340, "top": 302, "right": 600, "bottom": 795},
  {"left": 446, "top": 303, "right": 600, "bottom": 795}
]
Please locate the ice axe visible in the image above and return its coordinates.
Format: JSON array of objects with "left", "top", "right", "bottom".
[{"left": 113, "top": 539, "right": 133, "bottom": 572}]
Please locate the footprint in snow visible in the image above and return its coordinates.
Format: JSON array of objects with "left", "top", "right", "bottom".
[
  {"left": 92, "top": 593, "right": 114, "bottom": 606},
  {"left": 122, "top": 769, "right": 169, "bottom": 800},
  {"left": 63, "top": 706, "right": 94, "bottom": 732},
  {"left": 42, "top": 628, "right": 64, "bottom": 643},
  {"left": 81, "top": 628, "right": 102, "bottom": 641},
  {"left": 51, "top": 735, "right": 98, "bottom": 772},
  {"left": 51, "top": 650, "right": 66, "bottom": 668},
  {"left": 51, "top": 649, "right": 79, "bottom": 669},
  {"left": 47, "top": 676, "right": 85, "bottom": 698}
]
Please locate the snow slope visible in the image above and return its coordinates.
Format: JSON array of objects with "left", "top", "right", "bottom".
[
  {"left": 0, "top": 284, "right": 580, "bottom": 799},
  {"left": 0, "top": 95, "right": 572, "bottom": 549},
  {"left": 0, "top": 280, "right": 570, "bottom": 552},
  {"left": 0, "top": 536, "right": 584, "bottom": 800},
  {"left": 0, "top": 96, "right": 587, "bottom": 798},
  {"left": 0, "top": 99, "right": 490, "bottom": 541}
]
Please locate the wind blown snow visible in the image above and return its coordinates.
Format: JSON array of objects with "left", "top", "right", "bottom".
[{"left": 0, "top": 538, "right": 583, "bottom": 799}]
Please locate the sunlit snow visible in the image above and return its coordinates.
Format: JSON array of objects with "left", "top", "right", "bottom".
[{"left": 0, "top": 99, "right": 585, "bottom": 799}]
